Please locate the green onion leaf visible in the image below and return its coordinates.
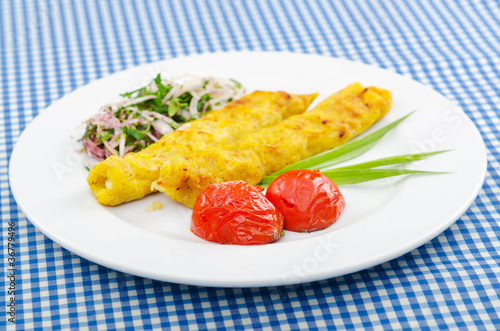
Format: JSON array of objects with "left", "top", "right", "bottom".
[
  {"left": 260, "top": 168, "right": 449, "bottom": 187},
  {"left": 259, "top": 111, "right": 451, "bottom": 187},
  {"left": 329, "top": 150, "right": 451, "bottom": 171},
  {"left": 320, "top": 169, "right": 450, "bottom": 185}
]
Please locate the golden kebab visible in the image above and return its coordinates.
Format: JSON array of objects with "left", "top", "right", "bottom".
[
  {"left": 152, "top": 83, "right": 392, "bottom": 207},
  {"left": 87, "top": 91, "right": 318, "bottom": 206}
]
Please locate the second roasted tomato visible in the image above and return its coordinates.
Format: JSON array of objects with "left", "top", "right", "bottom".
[
  {"left": 191, "top": 181, "right": 284, "bottom": 245},
  {"left": 266, "top": 170, "right": 345, "bottom": 232}
]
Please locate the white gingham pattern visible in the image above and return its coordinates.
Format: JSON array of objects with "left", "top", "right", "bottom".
[{"left": 2, "top": 0, "right": 500, "bottom": 329}]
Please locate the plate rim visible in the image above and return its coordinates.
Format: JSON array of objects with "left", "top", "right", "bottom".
[{"left": 8, "top": 50, "right": 488, "bottom": 287}]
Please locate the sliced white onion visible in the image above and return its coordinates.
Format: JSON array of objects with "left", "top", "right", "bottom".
[
  {"left": 154, "top": 120, "right": 174, "bottom": 135},
  {"left": 145, "top": 131, "right": 159, "bottom": 142},
  {"left": 189, "top": 94, "right": 200, "bottom": 117},
  {"left": 121, "top": 95, "right": 157, "bottom": 107},
  {"left": 162, "top": 86, "right": 178, "bottom": 104},
  {"left": 147, "top": 111, "right": 174, "bottom": 124},
  {"left": 177, "top": 122, "right": 192, "bottom": 131},
  {"left": 147, "top": 80, "right": 159, "bottom": 93},
  {"left": 118, "top": 134, "right": 126, "bottom": 157},
  {"left": 182, "top": 77, "right": 205, "bottom": 93},
  {"left": 102, "top": 140, "right": 118, "bottom": 156}
]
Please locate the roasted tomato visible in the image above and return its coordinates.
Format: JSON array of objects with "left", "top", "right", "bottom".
[
  {"left": 191, "top": 181, "right": 284, "bottom": 245},
  {"left": 266, "top": 170, "right": 345, "bottom": 232}
]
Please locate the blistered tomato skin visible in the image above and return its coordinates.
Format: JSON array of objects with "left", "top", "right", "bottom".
[
  {"left": 266, "top": 170, "right": 345, "bottom": 232},
  {"left": 191, "top": 181, "right": 284, "bottom": 245}
]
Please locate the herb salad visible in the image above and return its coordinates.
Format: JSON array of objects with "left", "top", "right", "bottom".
[{"left": 81, "top": 74, "right": 245, "bottom": 160}]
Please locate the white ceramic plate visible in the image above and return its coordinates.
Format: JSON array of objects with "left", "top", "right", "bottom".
[{"left": 9, "top": 51, "right": 486, "bottom": 287}]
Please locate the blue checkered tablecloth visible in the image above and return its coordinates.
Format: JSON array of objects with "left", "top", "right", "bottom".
[{"left": 1, "top": 0, "right": 499, "bottom": 329}]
